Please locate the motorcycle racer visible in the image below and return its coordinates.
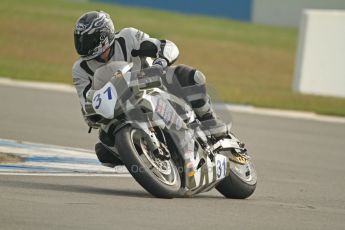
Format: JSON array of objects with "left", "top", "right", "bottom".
[{"left": 72, "top": 11, "right": 228, "bottom": 167}]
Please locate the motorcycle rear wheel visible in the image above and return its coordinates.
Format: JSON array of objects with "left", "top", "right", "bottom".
[
  {"left": 115, "top": 126, "right": 181, "bottom": 198},
  {"left": 216, "top": 154, "right": 257, "bottom": 199},
  {"left": 216, "top": 170, "right": 256, "bottom": 199}
]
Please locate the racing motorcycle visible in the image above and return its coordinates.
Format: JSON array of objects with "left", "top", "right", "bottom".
[{"left": 86, "top": 61, "right": 257, "bottom": 199}]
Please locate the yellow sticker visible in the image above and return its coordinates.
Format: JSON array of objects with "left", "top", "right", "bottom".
[{"left": 188, "top": 171, "right": 196, "bottom": 177}]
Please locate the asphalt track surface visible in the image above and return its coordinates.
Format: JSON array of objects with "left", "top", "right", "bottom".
[{"left": 1, "top": 84, "right": 345, "bottom": 230}]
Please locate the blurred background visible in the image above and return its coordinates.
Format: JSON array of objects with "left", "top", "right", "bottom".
[{"left": 0, "top": 0, "right": 345, "bottom": 116}]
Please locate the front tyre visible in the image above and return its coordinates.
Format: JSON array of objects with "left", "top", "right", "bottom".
[{"left": 115, "top": 126, "right": 181, "bottom": 198}]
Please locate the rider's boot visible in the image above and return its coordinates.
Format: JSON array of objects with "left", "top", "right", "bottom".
[
  {"left": 95, "top": 129, "right": 124, "bottom": 168},
  {"left": 192, "top": 97, "right": 229, "bottom": 141},
  {"left": 95, "top": 142, "right": 123, "bottom": 168}
]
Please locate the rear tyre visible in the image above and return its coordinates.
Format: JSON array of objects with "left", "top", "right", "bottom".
[
  {"left": 216, "top": 170, "right": 256, "bottom": 199},
  {"left": 115, "top": 126, "right": 181, "bottom": 198}
]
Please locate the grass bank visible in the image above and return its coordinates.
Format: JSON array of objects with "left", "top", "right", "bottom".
[{"left": 0, "top": 0, "right": 344, "bottom": 116}]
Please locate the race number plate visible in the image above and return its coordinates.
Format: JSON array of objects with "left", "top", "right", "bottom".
[
  {"left": 92, "top": 82, "right": 117, "bottom": 119},
  {"left": 215, "top": 154, "right": 227, "bottom": 180}
]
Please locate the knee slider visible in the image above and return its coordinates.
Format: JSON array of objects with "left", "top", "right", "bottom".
[{"left": 193, "top": 70, "right": 206, "bottom": 85}]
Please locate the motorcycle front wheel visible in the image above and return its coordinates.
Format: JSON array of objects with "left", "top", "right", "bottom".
[{"left": 115, "top": 126, "right": 181, "bottom": 198}]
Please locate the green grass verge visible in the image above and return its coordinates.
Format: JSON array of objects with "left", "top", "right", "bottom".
[{"left": 1, "top": 0, "right": 345, "bottom": 116}]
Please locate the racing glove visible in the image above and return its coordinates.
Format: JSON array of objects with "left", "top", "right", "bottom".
[{"left": 152, "top": 58, "right": 168, "bottom": 68}]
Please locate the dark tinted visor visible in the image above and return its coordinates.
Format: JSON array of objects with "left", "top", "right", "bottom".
[{"left": 74, "top": 31, "right": 101, "bottom": 56}]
